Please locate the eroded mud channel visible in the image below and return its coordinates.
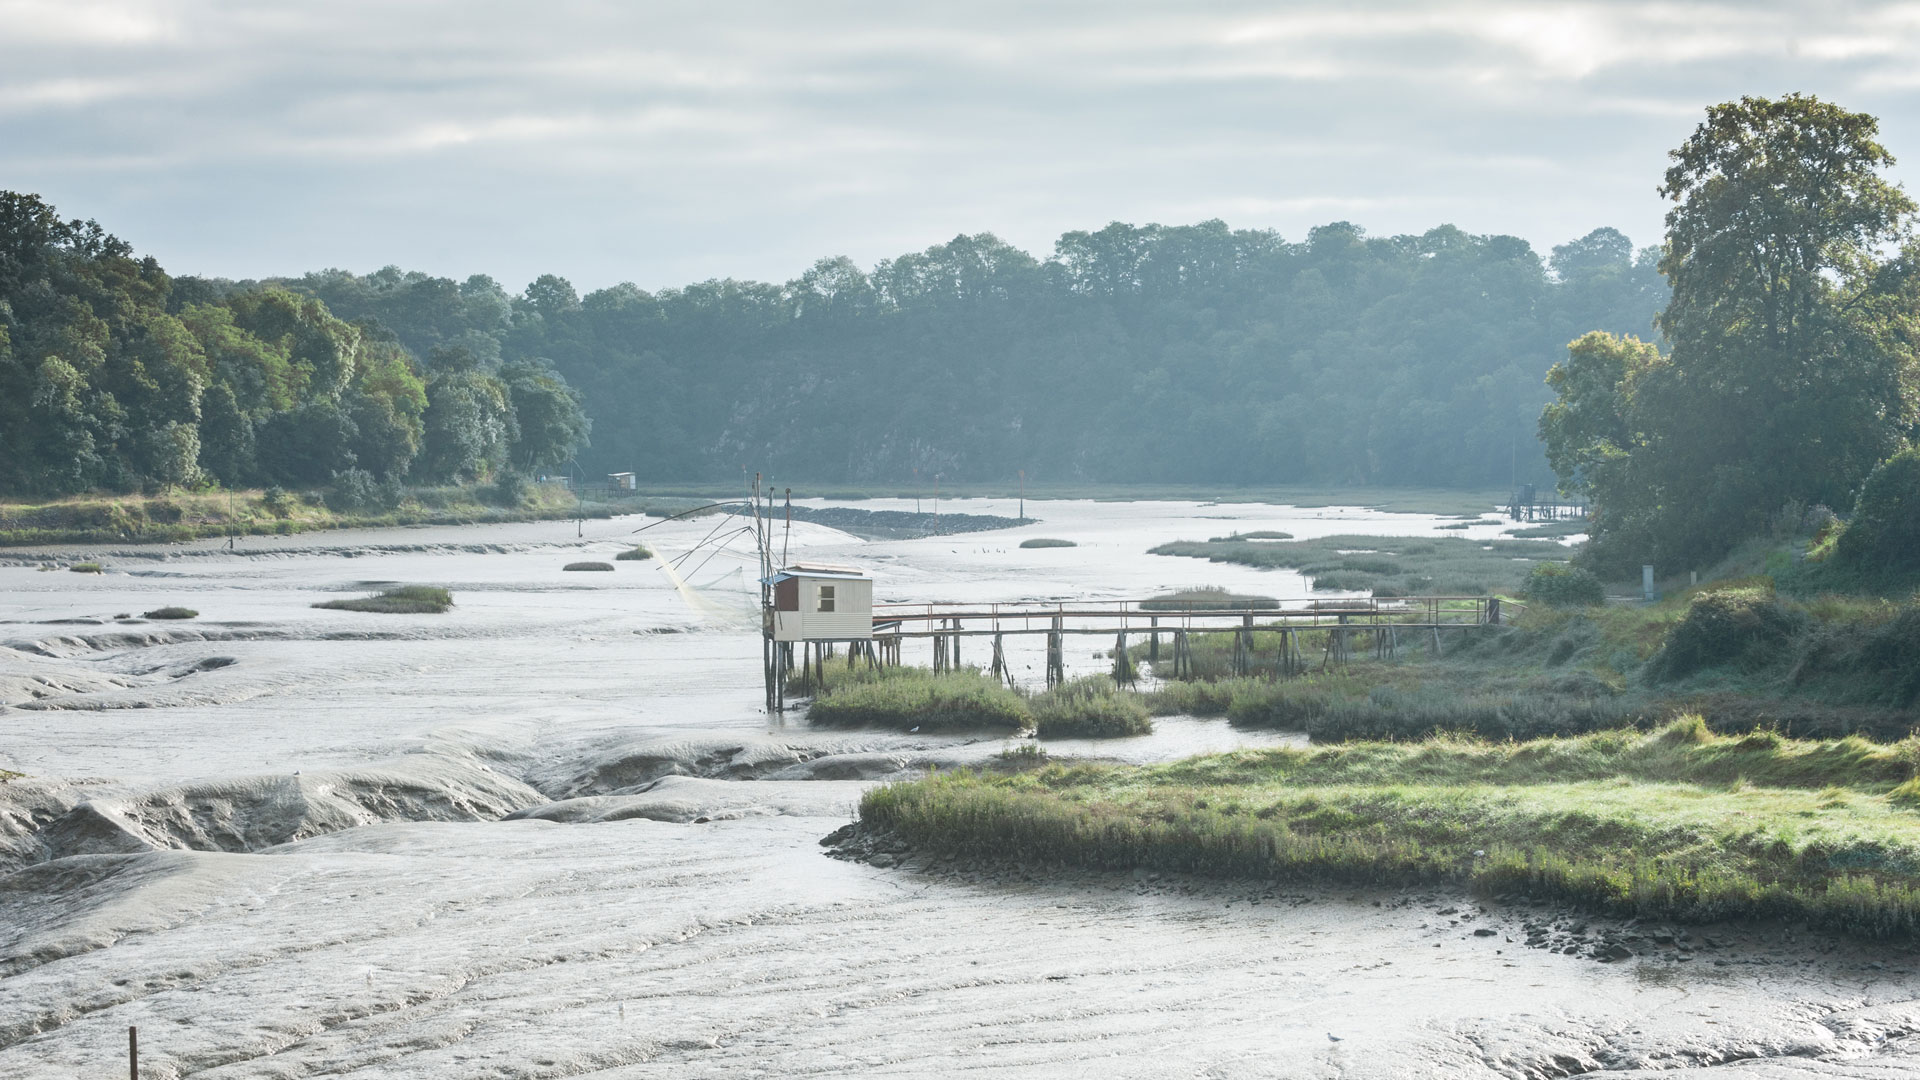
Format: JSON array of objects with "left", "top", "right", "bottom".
[{"left": 4, "top": 504, "right": 1919, "bottom": 1078}]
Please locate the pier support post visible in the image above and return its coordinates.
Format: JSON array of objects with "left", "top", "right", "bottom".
[
  {"left": 1149, "top": 616, "right": 1160, "bottom": 663},
  {"left": 1046, "top": 615, "right": 1065, "bottom": 686}
]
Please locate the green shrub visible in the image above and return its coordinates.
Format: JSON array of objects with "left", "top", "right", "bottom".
[
  {"left": 486, "top": 470, "right": 533, "bottom": 508},
  {"left": 325, "top": 468, "right": 399, "bottom": 513},
  {"left": 68, "top": 562, "right": 104, "bottom": 574},
  {"left": 1020, "top": 538, "right": 1076, "bottom": 549},
  {"left": 143, "top": 606, "right": 198, "bottom": 620},
  {"left": 314, "top": 585, "right": 453, "bottom": 614},
  {"left": 1031, "top": 677, "right": 1152, "bottom": 737},
  {"left": 563, "top": 561, "right": 615, "bottom": 571},
  {"left": 1835, "top": 449, "right": 1920, "bottom": 575},
  {"left": 1648, "top": 587, "right": 1810, "bottom": 682},
  {"left": 1526, "top": 563, "right": 1605, "bottom": 608},
  {"left": 614, "top": 545, "right": 654, "bottom": 561}
]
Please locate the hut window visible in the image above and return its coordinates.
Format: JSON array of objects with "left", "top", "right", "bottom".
[{"left": 817, "top": 585, "right": 836, "bottom": 613}]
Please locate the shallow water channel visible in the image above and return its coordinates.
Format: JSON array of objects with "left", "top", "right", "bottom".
[{"left": 2, "top": 499, "right": 1917, "bottom": 1078}]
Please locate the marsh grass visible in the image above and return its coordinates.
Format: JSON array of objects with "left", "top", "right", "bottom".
[
  {"left": 614, "top": 545, "right": 654, "bottom": 561},
  {"left": 804, "top": 665, "right": 1031, "bottom": 731},
  {"left": 1030, "top": 677, "right": 1152, "bottom": 737},
  {"left": 1151, "top": 533, "right": 1565, "bottom": 595},
  {"left": 1138, "top": 586, "right": 1277, "bottom": 611},
  {"left": 143, "top": 606, "right": 198, "bottom": 620},
  {"left": 861, "top": 718, "right": 1920, "bottom": 937},
  {"left": 313, "top": 585, "right": 453, "bottom": 614},
  {"left": 1507, "top": 520, "right": 1589, "bottom": 539},
  {"left": 1020, "top": 538, "right": 1077, "bottom": 549},
  {"left": 1208, "top": 530, "right": 1293, "bottom": 541},
  {"left": 564, "top": 561, "right": 615, "bottom": 571},
  {"left": 68, "top": 562, "right": 103, "bottom": 574}
]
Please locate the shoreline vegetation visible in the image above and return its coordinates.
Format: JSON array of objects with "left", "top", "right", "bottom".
[
  {"left": 855, "top": 718, "right": 1920, "bottom": 939},
  {"left": 817, "top": 560, "right": 1920, "bottom": 936},
  {"left": 0, "top": 484, "right": 623, "bottom": 547},
  {"left": 1149, "top": 533, "right": 1569, "bottom": 597},
  {"left": 798, "top": 666, "right": 1153, "bottom": 738}
]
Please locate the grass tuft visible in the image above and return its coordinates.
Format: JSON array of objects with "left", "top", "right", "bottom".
[
  {"left": 563, "top": 561, "right": 615, "bottom": 571},
  {"left": 614, "top": 545, "right": 654, "bottom": 561},
  {"left": 1020, "top": 538, "right": 1077, "bottom": 549},
  {"left": 143, "top": 606, "right": 198, "bottom": 620},
  {"left": 68, "top": 562, "right": 103, "bottom": 574},
  {"left": 1030, "top": 678, "right": 1153, "bottom": 737},
  {"left": 314, "top": 585, "right": 453, "bottom": 614}
]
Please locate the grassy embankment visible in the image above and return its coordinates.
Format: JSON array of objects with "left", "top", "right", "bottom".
[
  {"left": 861, "top": 717, "right": 1920, "bottom": 937},
  {"left": 1127, "top": 582, "right": 1918, "bottom": 742},
  {"left": 800, "top": 665, "right": 1150, "bottom": 737},
  {"left": 0, "top": 484, "right": 644, "bottom": 546}
]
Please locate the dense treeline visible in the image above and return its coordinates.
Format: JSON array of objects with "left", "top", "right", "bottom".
[
  {"left": 0, "top": 192, "right": 589, "bottom": 499},
  {"left": 3, "top": 189, "right": 1663, "bottom": 496},
  {"left": 257, "top": 222, "right": 1665, "bottom": 489}
]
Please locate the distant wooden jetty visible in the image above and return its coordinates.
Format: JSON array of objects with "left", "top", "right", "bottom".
[{"left": 766, "top": 594, "right": 1512, "bottom": 710}]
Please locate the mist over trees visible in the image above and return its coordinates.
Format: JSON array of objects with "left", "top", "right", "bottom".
[
  {"left": 272, "top": 220, "right": 1667, "bottom": 490},
  {"left": 0, "top": 193, "right": 588, "bottom": 498}
]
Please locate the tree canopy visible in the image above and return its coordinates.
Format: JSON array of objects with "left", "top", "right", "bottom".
[
  {"left": 268, "top": 219, "right": 1665, "bottom": 490},
  {"left": 1540, "top": 95, "right": 1920, "bottom": 573},
  {"left": 0, "top": 191, "right": 589, "bottom": 497}
]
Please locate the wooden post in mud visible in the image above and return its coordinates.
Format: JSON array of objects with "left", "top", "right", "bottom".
[
  {"left": 129, "top": 1026, "right": 137, "bottom": 1080},
  {"left": 989, "top": 633, "right": 1008, "bottom": 685},
  {"left": 950, "top": 621, "right": 960, "bottom": 669},
  {"left": 762, "top": 635, "right": 773, "bottom": 712},
  {"left": 1046, "top": 616, "right": 1065, "bottom": 686}
]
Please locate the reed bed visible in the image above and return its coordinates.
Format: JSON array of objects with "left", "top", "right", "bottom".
[
  {"left": 805, "top": 666, "right": 1031, "bottom": 732},
  {"left": 1030, "top": 677, "right": 1153, "bottom": 737}
]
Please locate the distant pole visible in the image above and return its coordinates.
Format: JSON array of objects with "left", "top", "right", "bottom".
[
  {"left": 933, "top": 475, "right": 940, "bottom": 535},
  {"left": 129, "top": 1026, "right": 138, "bottom": 1080},
  {"left": 1019, "top": 469, "right": 1025, "bottom": 521},
  {"left": 913, "top": 468, "right": 920, "bottom": 514}
]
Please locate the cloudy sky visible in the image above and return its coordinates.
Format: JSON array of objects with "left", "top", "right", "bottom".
[{"left": 6, "top": 1, "right": 1920, "bottom": 292}]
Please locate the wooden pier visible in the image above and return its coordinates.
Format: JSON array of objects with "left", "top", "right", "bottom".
[{"left": 764, "top": 595, "right": 1514, "bottom": 709}]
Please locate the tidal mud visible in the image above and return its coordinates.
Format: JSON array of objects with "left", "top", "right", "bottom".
[{"left": 3, "top": 501, "right": 1918, "bottom": 1077}]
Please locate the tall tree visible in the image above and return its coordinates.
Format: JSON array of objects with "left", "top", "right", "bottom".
[{"left": 1554, "top": 95, "right": 1920, "bottom": 572}]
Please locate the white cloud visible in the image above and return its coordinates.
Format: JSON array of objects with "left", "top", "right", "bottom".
[{"left": 3, "top": 1, "right": 1918, "bottom": 289}]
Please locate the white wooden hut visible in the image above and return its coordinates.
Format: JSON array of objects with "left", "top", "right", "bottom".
[{"left": 769, "top": 563, "right": 872, "bottom": 641}]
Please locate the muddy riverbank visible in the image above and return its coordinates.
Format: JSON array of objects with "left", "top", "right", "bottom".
[{"left": 4, "top": 500, "right": 1918, "bottom": 1077}]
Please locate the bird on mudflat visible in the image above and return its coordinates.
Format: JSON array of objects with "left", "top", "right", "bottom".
[{"left": 1327, "top": 1033, "right": 1343, "bottom": 1043}]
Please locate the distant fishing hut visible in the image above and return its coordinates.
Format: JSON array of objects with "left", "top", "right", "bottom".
[
  {"left": 765, "top": 562, "right": 876, "bottom": 708},
  {"left": 769, "top": 563, "right": 872, "bottom": 641}
]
